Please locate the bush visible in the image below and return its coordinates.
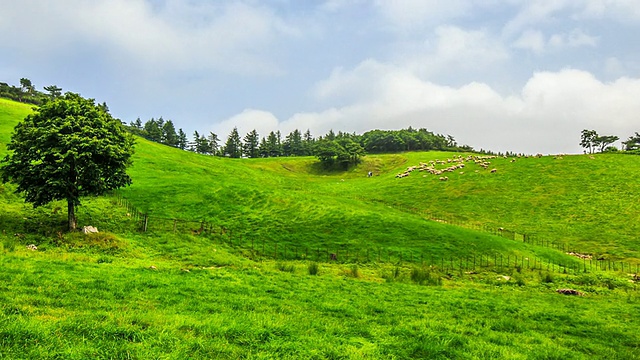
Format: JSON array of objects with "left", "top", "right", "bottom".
[{"left": 541, "top": 272, "right": 554, "bottom": 283}]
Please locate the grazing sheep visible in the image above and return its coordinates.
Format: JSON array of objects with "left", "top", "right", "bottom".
[
  {"left": 556, "top": 289, "right": 584, "bottom": 296},
  {"left": 490, "top": 168, "right": 497, "bottom": 173}
]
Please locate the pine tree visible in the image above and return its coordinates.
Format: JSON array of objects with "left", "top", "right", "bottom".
[
  {"left": 178, "top": 129, "right": 188, "bottom": 150},
  {"left": 162, "top": 120, "right": 179, "bottom": 147},
  {"left": 243, "top": 129, "right": 260, "bottom": 158},
  {"left": 207, "top": 132, "right": 220, "bottom": 155},
  {"left": 224, "top": 127, "right": 242, "bottom": 158}
]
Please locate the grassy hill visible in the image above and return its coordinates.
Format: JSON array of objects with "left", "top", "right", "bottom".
[{"left": 1, "top": 97, "right": 639, "bottom": 359}]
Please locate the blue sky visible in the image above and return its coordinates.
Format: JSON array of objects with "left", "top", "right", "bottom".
[{"left": 1, "top": 0, "right": 639, "bottom": 154}]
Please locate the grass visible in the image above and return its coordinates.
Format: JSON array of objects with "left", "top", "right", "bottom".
[{"left": 2, "top": 97, "right": 640, "bottom": 358}]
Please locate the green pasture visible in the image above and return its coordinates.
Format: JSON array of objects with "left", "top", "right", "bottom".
[{"left": 2, "top": 97, "right": 640, "bottom": 358}]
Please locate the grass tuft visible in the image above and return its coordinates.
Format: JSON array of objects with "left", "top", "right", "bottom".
[
  {"left": 307, "top": 262, "right": 319, "bottom": 275},
  {"left": 410, "top": 267, "right": 443, "bottom": 286},
  {"left": 276, "top": 262, "right": 295, "bottom": 273}
]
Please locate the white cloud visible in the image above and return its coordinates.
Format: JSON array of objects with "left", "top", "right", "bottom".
[
  {"left": 0, "top": 0, "right": 298, "bottom": 75},
  {"left": 513, "top": 28, "right": 598, "bottom": 54},
  {"left": 549, "top": 28, "right": 598, "bottom": 49},
  {"left": 215, "top": 109, "right": 280, "bottom": 140},
  {"left": 575, "top": 0, "right": 640, "bottom": 21},
  {"left": 505, "top": 0, "right": 640, "bottom": 36},
  {"left": 513, "top": 29, "right": 546, "bottom": 54},
  {"left": 393, "top": 26, "right": 510, "bottom": 79},
  {"left": 374, "top": 0, "right": 472, "bottom": 31}
]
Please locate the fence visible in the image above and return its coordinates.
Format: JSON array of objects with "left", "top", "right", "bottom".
[
  {"left": 380, "top": 202, "right": 582, "bottom": 254},
  {"left": 111, "top": 193, "right": 638, "bottom": 275},
  {"left": 204, "top": 235, "right": 640, "bottom": 275}
]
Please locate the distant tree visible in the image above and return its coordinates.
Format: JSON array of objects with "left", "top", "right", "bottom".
[
  {"left": 595, "top": 135, "right": 619, "bottom": 153},
  {"left": 283, "top": 129, "right": 303, "bottom": 156},
  {"left": 191, "top": 131, "right": 201, "bottom": 152},
  {"left": 446, "top": 135, "right": 457, "bottom": 148},
  {"left": 144, "top": 118, "right": 163, "bottom": 142},
  {"left": 336, "top": 138, "right": 365, "bottom": 168},
  {"left": 623, "top": 132, "right": 640, "bottom": 151},
  {"left": 266, "top": 131, "right": 281, "bottom": 157},
  {"left": 0, "top": 92, "right": 135, "bottom": 230},
  {"left": 177, "top": 128, "right": 188, "bottom": 150},
  {"left": 580, "top": 129, "right": 598, "bottom": 154},
  {"left": 315, "top": 138, "right": 364, "bottom": 169},
  {"left": 223, "top": 127, "right": 242, "bottom": 158},
  {"left": 19, "top": 78, "right": 34, "bottom": 102},
  {"left": 243, "top": 129, "right": 260, "bottom": 158},
  {"left": 325, "top": 129, "right": 336, "bottom": 141},
  {"left": 302, "top": 129, "right": 314, "bottom": 156},
  {"left": 192, "top": 131, "right": 212, "bottom": 154},
  {"left": 207, "top": 132, "right": 220, "bottom": 155},
  {"left": 130, "top": 117, "right": 143, "bottom": 130},
  {"left": 314, "top": 138, "right": 341, "bottom": 167},
  {"left": 161, "top": 120, "right": 179, "bottom": 147},
  {"left": 43, "top": 85, "right": 62, "bottom": 99},
  {"left": 258, "top": 137, "right": 269, "bottom": 157}
]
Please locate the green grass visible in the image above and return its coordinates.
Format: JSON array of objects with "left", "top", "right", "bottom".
[{"left": 2, "top": 97, "right": 640, "bottom": 358}]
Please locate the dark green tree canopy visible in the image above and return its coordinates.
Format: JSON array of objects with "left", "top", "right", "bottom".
[
  {"left": 223, "top": 127, "right": 243, "bottom": 158},
  {"left": 0, "top": 92, "right": 135, "bottom": 230}
]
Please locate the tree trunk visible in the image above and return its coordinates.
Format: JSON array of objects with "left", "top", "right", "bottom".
[{"left": 68, "top": 200, "right": 77, "bottom": 231}]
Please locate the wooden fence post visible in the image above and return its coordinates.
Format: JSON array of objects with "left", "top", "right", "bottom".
[{"left": 143, "top": 214, "right": 148, "bottom": 232}]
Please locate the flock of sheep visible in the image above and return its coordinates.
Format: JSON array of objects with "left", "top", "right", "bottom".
[{"left": 395, "top": 154, "right": 546, "bottom": 181}]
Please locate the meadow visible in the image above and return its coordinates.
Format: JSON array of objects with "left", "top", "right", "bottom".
[{"left": 1, "top": 97, "right": 639, "bottom": 359}]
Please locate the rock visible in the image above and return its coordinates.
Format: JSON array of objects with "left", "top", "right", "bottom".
[
  {"left": 497, "top": 275, "right": 511, "bottom": 281},
  {"left": 556, "top": 288, "right": 584, "bottom": 296},
  {"left": 26, "top": 244, "right": 37, "bottom": 251},
  {"left": 82, "top": 226, "right": 98, "bottom": 234},
  {"left": 149, "top": 265, "right": 157, "bottom": 270}
]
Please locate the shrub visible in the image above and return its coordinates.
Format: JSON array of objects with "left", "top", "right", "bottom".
[{"left": 541, "top": 272, "right": 554, "bottom": 283}]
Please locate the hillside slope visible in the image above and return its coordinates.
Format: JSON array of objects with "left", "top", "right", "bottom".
[{"left": 1, "top": 98, "right": 640, "bottom": 359}]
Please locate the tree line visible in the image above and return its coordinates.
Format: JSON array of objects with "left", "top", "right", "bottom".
[
  {"left": 0, "top": 78, "right": 64, "bottom": 105},
  {"left": 127, "top": 117, "right": 469, "bottom": 168},
  {"left": 580, "top": 129, "right": 640, "bottom": 154}
]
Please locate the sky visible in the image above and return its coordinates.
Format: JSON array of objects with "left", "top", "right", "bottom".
[{"left": 1, "top": 0, "right": 639, "bottom": 154}]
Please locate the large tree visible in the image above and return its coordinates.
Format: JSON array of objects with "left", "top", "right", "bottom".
[{"left": 0, "top": 93, "right": 135, "bottom": 230}]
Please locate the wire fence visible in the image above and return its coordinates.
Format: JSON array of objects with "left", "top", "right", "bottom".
[{"left": 111, "top": 193, "right": 639, "bottom": 275}]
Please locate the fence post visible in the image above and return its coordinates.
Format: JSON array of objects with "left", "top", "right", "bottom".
[{"left": 143, "top": 214, "right": 148, "bottom": 232}]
